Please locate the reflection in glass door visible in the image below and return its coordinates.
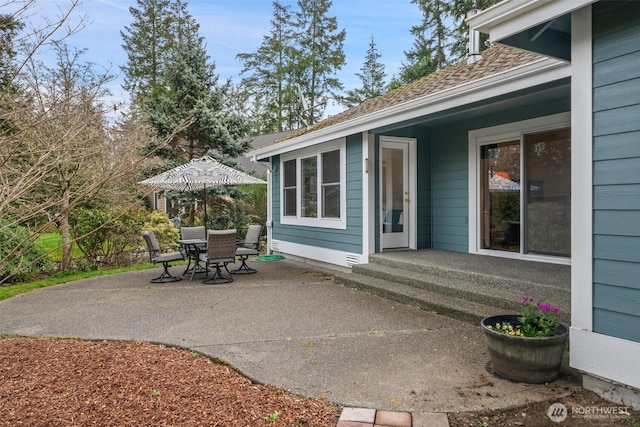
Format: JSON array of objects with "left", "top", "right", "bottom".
[
  {"left": 381, "top": 141, "right": 409, "bottom": 249},
  {"left": 479, "top": 129, "right": 571, "bottom": 258},
  {"left": 481, "top": 141, "right": 521, "bottom": 253},
  {"left": 525, "top": 130, "right": 571, "bottom": 257}
]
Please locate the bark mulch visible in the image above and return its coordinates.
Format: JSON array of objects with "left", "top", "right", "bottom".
[{"left": 0, "top": 336, "right": 340, "bottom": 426}]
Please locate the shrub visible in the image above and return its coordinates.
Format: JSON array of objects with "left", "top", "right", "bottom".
[
  {"left": 70, "top": 207, "right": 147, "bottom": 266},
  {"left": 0, "top": 218, "right": 53, "bottom": 283},
  {"left": 143, "top": 211, "right": 179, "bottom": 249}
]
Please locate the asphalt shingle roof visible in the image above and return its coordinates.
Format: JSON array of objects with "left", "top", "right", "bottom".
[{"left": 274, "top": 45, "right": 547, "bottom": 144}]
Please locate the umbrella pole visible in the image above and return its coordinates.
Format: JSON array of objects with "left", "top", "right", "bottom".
[{"left": 203, "top": 184, "right": 208, "bottom": 234}]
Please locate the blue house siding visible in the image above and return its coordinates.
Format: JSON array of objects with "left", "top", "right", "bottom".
[
  {"left": 271, "top": 135, "right": 363, "bottom": 254},
  {"left": 592, "top": 1, "right": 640, "bottom": 343},
  {"left": 429, "top": 128, "right": 469, "bottom": 252},
  {"left": 416, "top": 130, "right": 432, "bottom": 249}
]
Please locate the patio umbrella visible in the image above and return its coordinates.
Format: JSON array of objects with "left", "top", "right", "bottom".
[
  {"left": 139, "top": 156, "right": 266, "bottom": 229},
  {"left": 489, "top": 173, "right": 520, "bottom": 192}
]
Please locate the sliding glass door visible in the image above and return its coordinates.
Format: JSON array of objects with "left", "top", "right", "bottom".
[{"left": 480, "top": 129, "right": 571, "bottom": 258}]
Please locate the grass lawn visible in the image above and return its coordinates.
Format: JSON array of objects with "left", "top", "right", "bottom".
[
  {"left": 0, "top": 263, "right": 158, "bottom": 301},
  {"left": 37, "top": 232, "right": 83, "bottom": 262},
  {"left": 1, "top": 232, "right": 162, "bottom": 301},
  {"left": 0, "top": 233, "right": 190, "bottom": 301}
]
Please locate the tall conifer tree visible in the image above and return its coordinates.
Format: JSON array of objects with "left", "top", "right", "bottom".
[
  {"left": 120, "top": 0, "right": 174, "bottom": 101},
  {"left": 294, "top": 0, "right": 345, "bottom": 125},
  {"left": 237, "top": 1, "right": 296, "bottom": 134},
  {"left": 343, "top": 35, "right": 387, "bottom": 108},
  {"left": 389, "top": 0, "right": 500, "bottom": 89}
]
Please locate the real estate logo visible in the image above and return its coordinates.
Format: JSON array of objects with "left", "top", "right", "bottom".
[
  {"left": 547, "top": 403, "right": 568, "bottom": 423},
  {"left": 547, "top": 402, "right": 633, "bottom": 423}
]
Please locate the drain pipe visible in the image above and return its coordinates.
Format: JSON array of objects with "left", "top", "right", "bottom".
[{"left": 467, "top": 9, "right": 482, "bottom": 64}]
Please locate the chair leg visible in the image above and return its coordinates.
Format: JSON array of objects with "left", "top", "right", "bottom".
[
  {"left": 231, "top": 255, "right": 257, "bottom": 274},
  {"left": 202, "top": 263, "right": 234, "bottom": 284},
  {"left": 151, "top": 262, "right": 182, "bottom": 283},
  {"left": 182, "top": 256, "right": 193, "bottom": 276}
]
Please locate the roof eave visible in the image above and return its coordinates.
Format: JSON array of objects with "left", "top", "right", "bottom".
[
  {"left": 467, "top": 0, "right": 596, "bottom": 41},
  {"left": 248, "top": 57, "right": 570, "bottom": 161}
]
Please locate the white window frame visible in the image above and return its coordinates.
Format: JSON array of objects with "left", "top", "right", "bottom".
[
  {"left": 280, "top": 138, "right": 347, "bottom": 229},
  {"left": 468, "top": 112, "right": 571, "bottom": 264}
]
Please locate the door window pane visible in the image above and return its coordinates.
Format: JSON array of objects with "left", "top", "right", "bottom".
[
  {"left": 301, "top": 156, "right": 317, "bottom": 218},
  {"left": 283, "top": 159, "right": 296, "bottom": 216},
  {"left": 481, "top": 141, "right": 521, "bottom": 252},
  {"left": 525, "top": 129, "right": 571, "bottom": 256},
  {"left": 382, "top": 147, "right": 404, "bottom": 234}
]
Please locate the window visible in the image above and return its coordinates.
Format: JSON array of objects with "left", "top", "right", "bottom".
[
  {"left": 301, "top": 156, "right": 317, "bottom": 217},
  {"left": 283, "top": 159, "right": 297, "bottom": 217},
  {"left": 322, "top": 150, "right": 340, "bottom": 218},
  {"left": 280, "top": 139, "right": 346, "bottom": 229}
]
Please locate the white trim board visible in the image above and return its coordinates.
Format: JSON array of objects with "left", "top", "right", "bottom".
[
  {"left": 468, "top": 0, "right": 596, "bottom": 42},
  {"left": 571, "top": 328, "right": 640, "bottom": 390},
  {"left": 570, "top": 5, "right": 593, "bottom": 333},
  {"left": 270, "top": 240, "right": 363, "bottom": 268}
]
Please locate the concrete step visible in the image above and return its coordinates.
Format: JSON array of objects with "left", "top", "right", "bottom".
[
  {"left": 334, "top": 253, "right": 571, "bottom": 325},
  {"left": 334, "top": 271, "right": 513, "bottom": 325}
]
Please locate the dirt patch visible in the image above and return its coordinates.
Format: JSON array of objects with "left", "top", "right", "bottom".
[
  {"left": 448, "top": 388, "right": 638, "bottom": 426},
  {"left": 0, "top": 336, "right": 340, "bottom": 426}
]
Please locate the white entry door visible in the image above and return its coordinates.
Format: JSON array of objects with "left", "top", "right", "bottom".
[{"left": 381, "top": 138, "right": 412, "bottom": 249}]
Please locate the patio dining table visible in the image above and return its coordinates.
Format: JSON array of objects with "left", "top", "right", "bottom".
[{"left": 177, "top": 239, "right": 207, "bottom": 280}]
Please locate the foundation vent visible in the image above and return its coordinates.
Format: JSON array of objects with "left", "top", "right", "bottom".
[{"left": 345, "top": 254, "right": 360, "bottom": 268}]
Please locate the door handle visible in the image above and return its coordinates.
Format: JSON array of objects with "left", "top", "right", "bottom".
[{"left": 405, "top": 198, "right": 410, "bottom": 203}]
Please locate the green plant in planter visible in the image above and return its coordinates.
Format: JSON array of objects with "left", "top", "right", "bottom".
[
  {"left": 489, "top": 296, "right": 561, "bottom": 337},
  {"left": 482, "top": 296, "right": 567, "bottom": 383}
]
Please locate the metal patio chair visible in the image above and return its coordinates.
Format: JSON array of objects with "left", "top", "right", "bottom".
[
  {"left": 231, "top": 224, "right": 262, "bottom": 274},
  {"left": 200, "top": 229, "right": 237, "bottom": 284},
  {"left": 143, "top": 230, "right": 184, "bottom": 283}
]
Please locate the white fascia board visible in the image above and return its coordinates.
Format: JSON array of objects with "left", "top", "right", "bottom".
[
  {"left": 249, "top": 57, "right": 570, "bottom": 161},
  {"left": 468, "top": 0, "right": 596, "bottom": 41}
]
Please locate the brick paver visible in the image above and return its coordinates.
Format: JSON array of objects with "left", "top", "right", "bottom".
[{"left": 337, "top": 408, "right": 450, "bottom": 427}]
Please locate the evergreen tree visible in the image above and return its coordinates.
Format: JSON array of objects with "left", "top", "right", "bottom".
[
  {"left": 389, "top": 0, "right": 451, "bottom": 89},
  {"left": 343, "top": 35, "right": 387, "bottom": 108},
  {"left": 237, "top": 1, "right": 297, "bottom": 134},
  {"left": 0, "top": 14, "right": 25, "bottom": 134},
  {"left": 449, "top": 0, "right": 501, "bottom": 60},
  {"left": 389, "top": 0, "right": 500, "bottom": 89},
  {"left": 294, "top": 0, "right": 345, "bottom": 125},
  {"left": 120, "top": 0, "right": 174, "bottom": 101},
  {"left": 0, "top": 14, "right": 24, "bottom": 92},
  {"left": 144, "top": 16, "right": 249, "bottom": 163}
]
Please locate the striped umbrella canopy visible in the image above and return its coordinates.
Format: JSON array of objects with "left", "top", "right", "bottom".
[
  {"left": 139, "top": 156, "right": 266, "bottom": 229},
  {"left": 139, "top": 156, "right": 265, "bottom": 190}
]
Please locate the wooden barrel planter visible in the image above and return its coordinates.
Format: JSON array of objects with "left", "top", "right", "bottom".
[{"left": 481, "top": 314, "right": 569, "bottom": 384}]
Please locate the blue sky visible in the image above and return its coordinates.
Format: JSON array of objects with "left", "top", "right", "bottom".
[{"left": 22, "top": 0, "right": 421, "bottom": 115}]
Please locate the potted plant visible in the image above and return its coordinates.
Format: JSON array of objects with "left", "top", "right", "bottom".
[{"left": 481, "top": 296, "right": 568, "bottom": 384}]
